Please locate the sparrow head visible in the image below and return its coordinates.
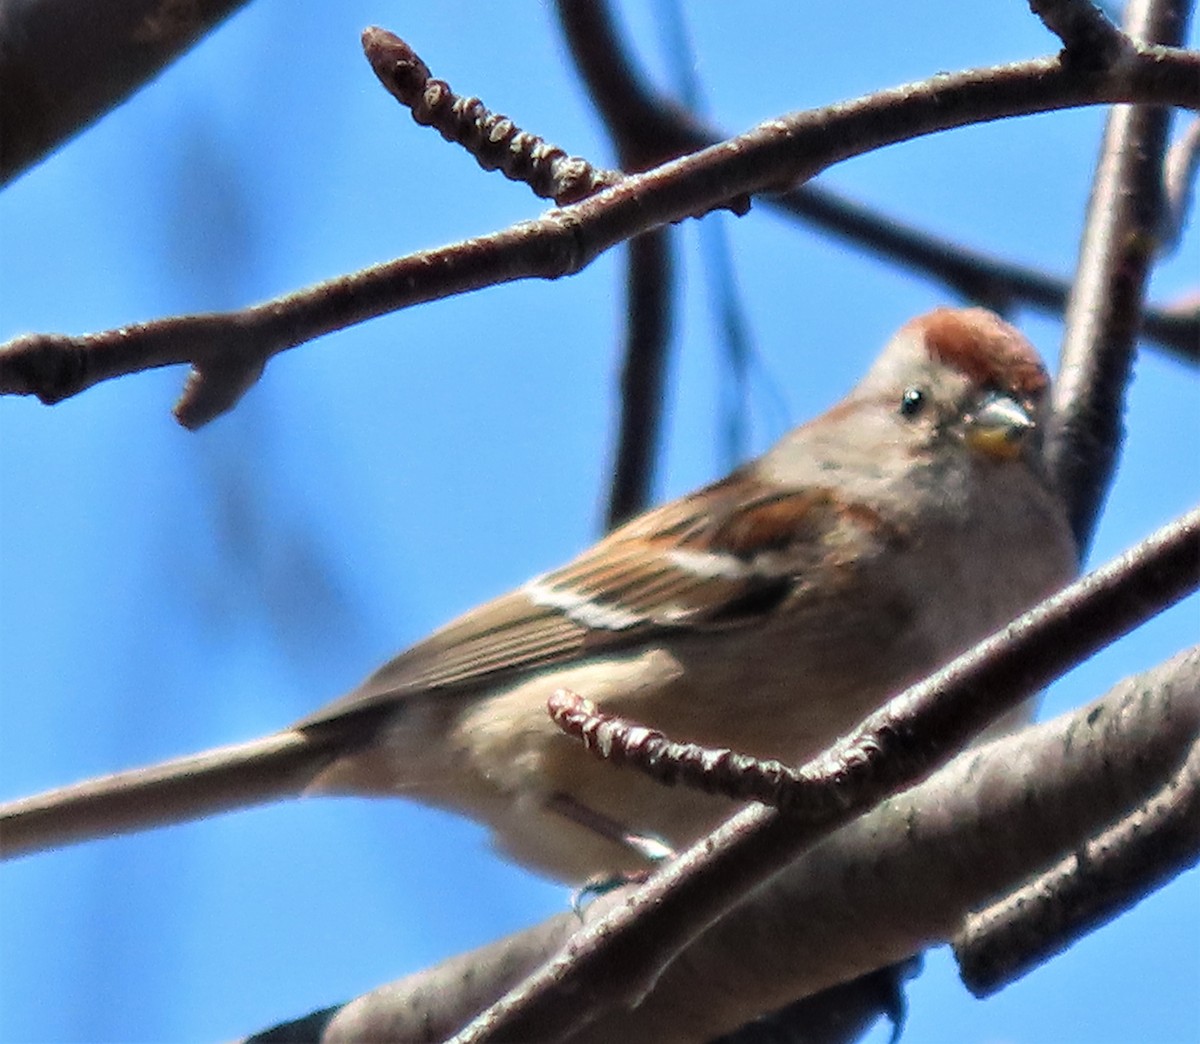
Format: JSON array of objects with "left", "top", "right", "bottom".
[{"left": 858, "top": 307, "right": 1052, "bottom": 464}]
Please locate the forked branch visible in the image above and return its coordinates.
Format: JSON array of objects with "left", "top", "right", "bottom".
[{"left": 2, "top": 33, "right": 1196, "bottom": 428}]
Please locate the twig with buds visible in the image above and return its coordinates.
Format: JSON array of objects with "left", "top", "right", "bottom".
[
  {"left": 2, "top": 31, "right": 1196, "bottom": 428},
  {"left": 549, "top": 510, "right": 1199, "bottom": 816},
  {"left": 363, "top": 28, "right": 618, "bottom": 206},
  {"left": 461, "top": 508, "right": 1200, "bottom": 1042}
]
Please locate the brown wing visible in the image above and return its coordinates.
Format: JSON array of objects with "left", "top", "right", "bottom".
[{"left": 300, "top": 474, "right": 863, "bottom": 728}]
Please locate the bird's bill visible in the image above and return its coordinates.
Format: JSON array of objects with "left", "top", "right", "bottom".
[{"left": 964, "top": 392, "right": 1035, "bottom": 460}]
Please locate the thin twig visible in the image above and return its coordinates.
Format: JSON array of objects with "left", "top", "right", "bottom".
[
  {"left": 457, "top": 509, "right": 1200, "bottom": 1042},
  {"left": 3, "top": 42, "right": 1197, "bottom": 426},
  {"left": 554, "top": 0, "right": 668, "bottom": 171},
  {"left": 549, "top": 509, "right": 1200, "bottom": 811},
  {"left": 548, "top": 691, "right": 802, "bottom": 804},
  {"left": 1046, "top": 0, "right": 1193, "bottom": 554},
  {"left": 363, "top": 28, "right": 616, "bottom": 206}
]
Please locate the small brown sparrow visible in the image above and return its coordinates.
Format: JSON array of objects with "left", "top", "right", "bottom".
[{"left": 0, "top": 308, "right": 1076, "bottom": 882}]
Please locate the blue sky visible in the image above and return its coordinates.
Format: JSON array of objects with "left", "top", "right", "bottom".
[{"left": 1, "top": 3, "right": 1197, "bottom": 1042}]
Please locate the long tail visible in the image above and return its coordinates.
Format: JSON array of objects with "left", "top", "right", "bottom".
[{"left": 0, "top": 730, "right": 338, "bottom": 859}]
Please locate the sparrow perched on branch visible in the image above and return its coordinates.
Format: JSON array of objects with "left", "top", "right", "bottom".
[{"left": 0, "top": 308, "right": 1076, "bottom": 882}]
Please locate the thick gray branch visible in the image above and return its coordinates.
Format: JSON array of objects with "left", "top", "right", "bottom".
[{"left": 243, "top": 648, "right": 1200, "bottom": 1043}]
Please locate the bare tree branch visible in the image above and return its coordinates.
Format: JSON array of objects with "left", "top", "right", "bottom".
[
  {"left": 240, "top": 648, "right": 1200, "bottom": 1043},
  {"left": 555, "top": 0, "right": 681, "bottom": 529},
  {"left": 768, "top": 188, "right": 1199, "bottom": 362},
  {"left": 545, "top": 509, "right": 1199, "bottom": 810},
  {"left": 0, "top": 0, "right": 251, "bottom": 185},
  {"left": 955, "top": 726, "right": 1200, "bottom": 995},
  {"left": 452, "top": 508, "right": 1200, "bottom": 1041},
  {"left": 707, "top": 962, "right": 918, "bottom": 1044},
  {"left": 553, "top": 0, "right": 1198, "bottom": 361},
  {"left": 367, "top": 23, "right": 677, "bottom": 531},
  {"left": 554, "top": 0, "right": 678, "bottom": 170},
  {"left": 363, "top": 28, "right": 616, "bottom": 206},
  {"left": 603, "top": 230, "right": 676, "bottom": 529},
  {"left": 1028, "top": 0, "right": 1129, "bottom": 64},
  {"left": 1046, "top": 0, "right": 1192, "bottom": 553},
  {"left": 2, "top": 41, "right": 1197, "bottom": 427},
  {"left": 1162, "top": 114, "right": 1200, "bottom": 250}
]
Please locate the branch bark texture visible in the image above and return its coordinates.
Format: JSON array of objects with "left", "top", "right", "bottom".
[
  {"left": 1046, "top": 0, "right": 1194, "bottom": 552},
  {"left": 243, "top": 648, "right": 1200, "bottom": 1043}
]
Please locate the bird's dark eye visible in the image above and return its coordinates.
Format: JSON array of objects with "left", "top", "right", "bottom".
[{"left": 899, "top": 387, "right": 926, "bottom": 418}]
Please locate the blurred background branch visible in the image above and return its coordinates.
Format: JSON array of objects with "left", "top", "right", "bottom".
[{"left": 0, "top": 0, "right": 250, "bottom": 185}]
